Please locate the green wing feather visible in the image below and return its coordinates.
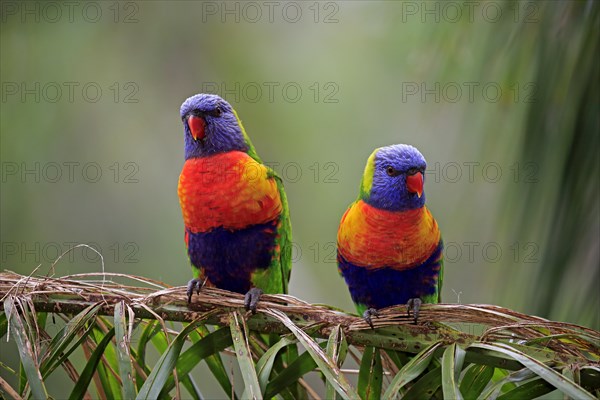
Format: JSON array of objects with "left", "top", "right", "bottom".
[
  {"left": 234, "top": 111, "right": 292, "bottom": 294},
  {"left": 436, "top": 240, "right": 444, "bottom": 303},
  {"left": 273, "top": 172, "right": 292, "bottom": 293},
  {"left": 247, "top": 167, "right": 291, "bottom": 294},
  {"left": 421, "top": 238, "right": 444, "bottom": 304}
]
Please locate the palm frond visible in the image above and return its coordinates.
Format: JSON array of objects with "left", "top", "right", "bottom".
[{"left": 1, "top": 272, "right": 598, "bottom": 399}]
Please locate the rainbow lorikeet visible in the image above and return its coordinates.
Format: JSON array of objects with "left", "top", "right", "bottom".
[
  {"left": 337, "top": 144, "right": 443, "bottom": 325},
  {"left": 178, "top": 94, "right": 291, "bottom": 311}
]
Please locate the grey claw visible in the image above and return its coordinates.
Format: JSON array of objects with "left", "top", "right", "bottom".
[
  {"left": 187, "top": 278, "right": 204, "bottom": 303},
  {"left": 244, "top": 288, "right": 264, "bottom": 313},
  {"left": 407, "top": 298, "right": 422, "bottom": 324},
  {"left": 363, "top": 308, "right": 379, "bottom": 329}
]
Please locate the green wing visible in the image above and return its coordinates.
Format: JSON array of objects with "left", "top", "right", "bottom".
[
  {"left": 249, "top": 168, "right": 292, "bottom": 294},
  {"left": 416, "top": 238, "right": 444, "bottom": 304},
  {"left": 273, "top": 172, "right": 292, "bottom": 293},
  {"left": 437, "top": 239, "right": 444, "bottom": 303},
  {"left": 235, "top": 113, "right": 292, "bottom": 294}
]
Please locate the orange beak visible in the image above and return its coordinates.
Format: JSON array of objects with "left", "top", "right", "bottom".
[
  {"left": 188, "top": 115, "right": 206, "bottom": 141},
  {"left": 406, "top": 172, "right": 423, "bottom": 198}
]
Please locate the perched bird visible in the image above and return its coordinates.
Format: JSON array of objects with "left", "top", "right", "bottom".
[
  {"left": 337, "top": 144, "right": 443, "bottom": 325},
  {"left": 178, "top": 94, "right": 291, "bottom": 311}
]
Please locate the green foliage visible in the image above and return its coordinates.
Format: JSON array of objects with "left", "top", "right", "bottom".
[
  {"left": 441, "top": 343, "right": 466, "bottom": 399},
  {"left": 3, "top": 297, "right": 48, "bottom": 399},
  {"left": 357, "top": 346, "right": 382, "bottom": 400},
  {"left": 460, "top": 364, "right": 495, "bottom": 400},
  {"left": 383, "top": 342, "right": 443, "bottom": 398},
  {"left": 494, "top": 0, "right": 600, "bottom": 331},
  {"left": 1, "top": 273, "right": 598, "bottom": 399}
]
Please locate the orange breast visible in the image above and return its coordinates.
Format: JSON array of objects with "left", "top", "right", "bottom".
[
  {"left": 337, "top": 200, "right": 440, "bottom": 270},
  {"left": 178, "top": 152, "right": 282, "bottom": 232}
]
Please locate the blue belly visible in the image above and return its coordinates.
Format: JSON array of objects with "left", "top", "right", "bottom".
[
  {"left": 338, "top": 241, "right": 443, "bottom": 309},
  {"left": 187, "top": 220, "right": 278, "bottom": 293}
]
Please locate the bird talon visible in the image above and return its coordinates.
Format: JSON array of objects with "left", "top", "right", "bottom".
[
  {"left": 363, "top": 308, "right": 379, "bottom": 329},
  {"left": 187, "top": 278, "right": 205, "bottom": 304},
  {"left": 244, "top": 288, "right": 264, "bottom": 314},
  {"left": 407, "top": 298, "right": 422, "bottom": 324}
]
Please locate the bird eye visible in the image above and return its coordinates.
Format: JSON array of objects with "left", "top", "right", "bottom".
[
  {"left": 386, "top": 166, "right": 397, "bottom": 176},
  {"left": 407, "top": 168, "right": 419, "bottom": 176},
  {"left": 211, "top": 106, "right": 223, "bottom": 117}
]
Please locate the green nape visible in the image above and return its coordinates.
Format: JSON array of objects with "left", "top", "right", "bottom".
[
  {"left": 358, "top": 148, "right": 378, "bottom": 201},
  {"left": 232, "top": 108, "right": 262, "bottom": 163}
]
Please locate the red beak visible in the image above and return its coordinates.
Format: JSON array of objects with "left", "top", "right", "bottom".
[
  {"left": 406, "top": 172, "right": 423, "bottom": 198},
  {"left": 187, "top": 115, "right": 206, "bottom": 141}
]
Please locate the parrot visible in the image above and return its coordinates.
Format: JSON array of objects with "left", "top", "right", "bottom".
[
  {"left": 178, "top": 93, "right": 291, "bottom": 312},
  {"left": 337, "top": 144, "right": 443, "bottom": 326}
]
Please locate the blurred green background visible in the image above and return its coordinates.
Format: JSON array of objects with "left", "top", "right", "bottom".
[{"left": 1, "top": 0, "right": 598, "bottom": 334}]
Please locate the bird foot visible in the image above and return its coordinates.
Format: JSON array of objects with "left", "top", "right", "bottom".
[
  {"left": 187, "top": 278, "right": 205, "bottom": 303},
  {"left": 363, "top": 308, "right": 380, "bottom": 329},
  {"left": 244, "top": 287, "right": 264, "bottom": 314},
  {"left": 407, "top": 298, "right": 422, "bottom": 324}
]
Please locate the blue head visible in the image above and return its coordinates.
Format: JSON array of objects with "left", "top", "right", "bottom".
[
  {"left": 180, "top": 94, "right": 250, "bottom": 159},
  {"left": 359, "top": 144, "right": 427, "bottom": 211}
]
